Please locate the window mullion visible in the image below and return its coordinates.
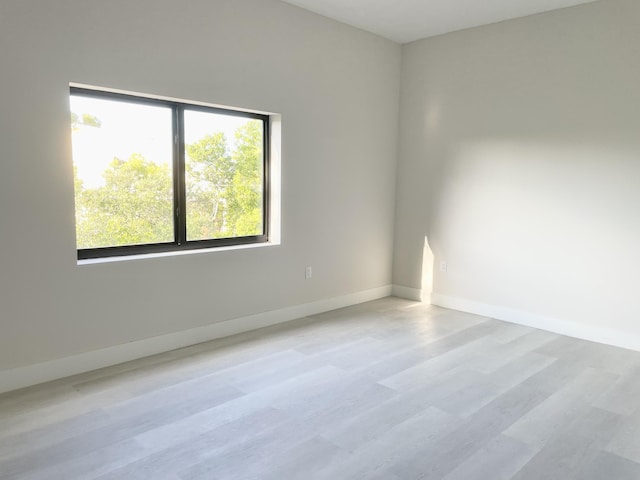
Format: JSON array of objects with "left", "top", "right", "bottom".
[{"left": 175, "top": 105, "right": 187, "bottom": 246}]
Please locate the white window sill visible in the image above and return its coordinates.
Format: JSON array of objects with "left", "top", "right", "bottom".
[{"left": 77, "top": 241, "right": 280, "bottom": 266}]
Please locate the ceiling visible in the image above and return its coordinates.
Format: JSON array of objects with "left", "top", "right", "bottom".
[{"left": 280, "top": 0, "right": 599, "bottom": 43}]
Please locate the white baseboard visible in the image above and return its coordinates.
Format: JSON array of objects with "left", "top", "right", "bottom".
[
  {"left": 431, "top": 293, "right": 640, "bottom": 353},
  {"left": 0, "top": 285, "right": 393, "bottom": 395},
  {"left": 391, "top": 284, "right": 424, "bottom": 302}
]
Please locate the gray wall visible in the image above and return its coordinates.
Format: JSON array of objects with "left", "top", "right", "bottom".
[
  {"left": 0, "top": 0, "right": 401, "bottom": 370},
  {"left": 394, "top": 0, "right": 640, "bottom": 337}
]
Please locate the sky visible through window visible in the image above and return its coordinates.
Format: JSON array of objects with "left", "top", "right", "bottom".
[{"left": 70, "top": 95, "right": 252, "bottom": 188}]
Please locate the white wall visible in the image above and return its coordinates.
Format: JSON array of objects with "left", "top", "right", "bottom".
[
  {"left": 394, "top": 0, "right": 640, "bottom": 344},
  {"left": 0, "top": 0, "right": 400, "bottom": 373}
]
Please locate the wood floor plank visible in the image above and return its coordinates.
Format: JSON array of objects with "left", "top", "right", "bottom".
[
  {"left": 388, "top": 380, "right": 552, "bottom": 479},
  {"left": 468, "top": 330, "right": 557, "bottom": 374},
  {"left": 593, "top": 364, "right": 640, "bottom": 416},
  {"left": 604, "top": 408, "right": 640, "bottom": 464},
  {"left": 503, "top": 368, "right": 619, "bottom": 449},
  {"left": 441, "top": 434, "right": 536, "bottom": 480},
  {"left": 95, "top": 408, "right": 289, "bottom": 479},
  {"left": 3, "top": 439, "right": 147, "bottom": 480},
  {"left": 259, "top": 436, "right": 345, "bottom": 480},
  {"left": 0, "top": 383, "right": 242, "bottom": 479},
  {"left": 574, "top": 451, "right": 640, "bottom": 480},
  {"left": 510, "top": 407, "right": 624, "bottom": 480},
  {"left": 313, "top": 406, "right": 462, "bottom": 480},
  {"left": 0, "top": 409, "right": 111, "bottom": 463},
  {"left": 432, "top": 352, "right": 555, "bottom": 418},
  {"left": 177, "top": 415, "right": 319, "bottom": 480}
]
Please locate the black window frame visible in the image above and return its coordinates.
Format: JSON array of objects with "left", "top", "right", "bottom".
[{"left": 71, "top": 87, "right": 270, "bottom": 260}]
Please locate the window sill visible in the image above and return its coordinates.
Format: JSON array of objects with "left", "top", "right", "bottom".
[{"left": 77, "top": 240, "right": 280, "bottom": 266}]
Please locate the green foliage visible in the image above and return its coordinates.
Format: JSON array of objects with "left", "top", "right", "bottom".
[
  {"left": 75, "top": 154, "right": 173, "bottom": 249},
  {"left": 74, "top": 122, "right": 264, "bottom": 249},
  {"left": 226, "top": 121, "right": 264, "bottom": 237},
  {"left": 81, "top": 113, "right": 102, "bottom": 128},
  {"left": 185, "top": 132, "right": 233, "bottom": 240},
  {"left": 184, "top": 122, "right": 264, "bottom": 239},
  {"left": 71, "top": 112, "right": 102, "bottom": 131}
]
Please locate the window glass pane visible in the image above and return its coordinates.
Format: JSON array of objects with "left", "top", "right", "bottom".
[
  {"left": 184, "top": 110, "right": 264, "bottom": 241},
  {"left": 70, "top": 95, "right": 174, "bottom": 249}
]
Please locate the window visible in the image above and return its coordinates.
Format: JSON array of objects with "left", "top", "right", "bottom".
[{"left": 70, "top": 87, "right": 269, "bottom": 259}]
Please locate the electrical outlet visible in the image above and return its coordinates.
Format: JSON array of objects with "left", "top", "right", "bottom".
[
  {"left": 305, "top": 266, "right": 312, "bottom": 279},
  {"left": 440, "top": 261, "right": 448, "bottom": 273}
]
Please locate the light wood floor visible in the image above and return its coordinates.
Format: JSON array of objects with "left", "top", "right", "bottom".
[{"left": 2, "top": 297, "right": 640, "bottom": 479}]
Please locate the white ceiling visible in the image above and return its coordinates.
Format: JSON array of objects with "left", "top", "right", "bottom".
[{"left": 280, "top": 0, "right": 599, "bottom": 43}]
